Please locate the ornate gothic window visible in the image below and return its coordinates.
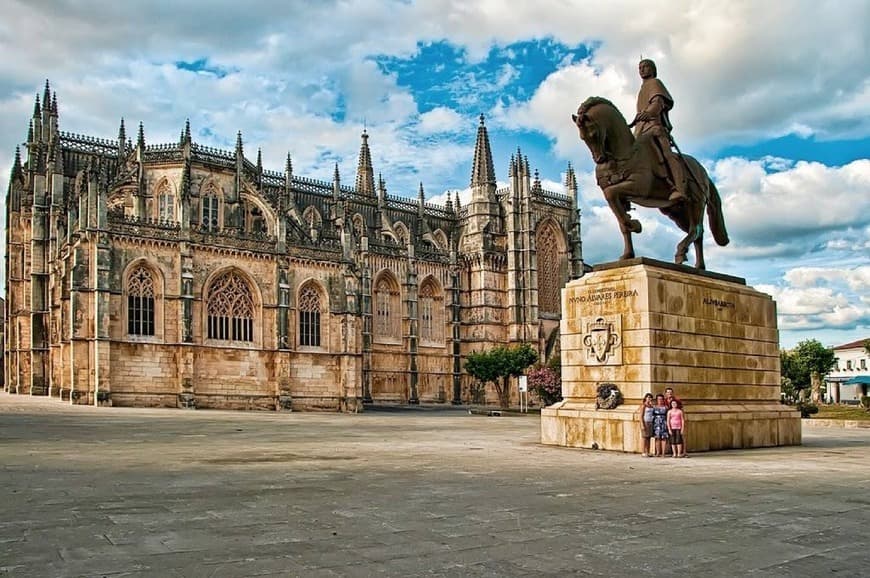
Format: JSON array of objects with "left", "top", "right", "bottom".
[
  {"left": 537, "top": 222, "right": 563, "bottom": 316},
  {"left": 394, "top": 222, "right": 409, "bottom": 246},
  {"left": 202, "top": 191, "right": 220, "bottom": 231},
  {"left": 298, "top": 283, "right": 322, "bottom": 347},
  {"left": 207, "top": 271, "right": 254, "bottom": 342},
  {"left": 419, "top": 277, "right": 444, "bottom": 345},
  {"left": 352, "top": 214, "right": 365, "bottom": 239},
  {"left": 157, "top": 181, "right": 175, "bottom": 222},
  {"left": 127, "top": 265, "right": 155, "bottom": 336},
  {"left": 374, "top": 273, "right": 400, "bottom": 342}
]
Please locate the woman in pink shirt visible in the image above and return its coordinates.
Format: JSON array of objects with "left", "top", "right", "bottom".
[{"left": 666, "top": 399, "right": 686, "bottom": 458}]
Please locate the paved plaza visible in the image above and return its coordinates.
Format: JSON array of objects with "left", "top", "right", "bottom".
[{"left": 1, "top": 393, "right": 869, "bottom": 577}]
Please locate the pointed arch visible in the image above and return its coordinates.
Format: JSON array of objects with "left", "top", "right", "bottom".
[
  {"left": 536, "top": 218, "right": 567, "bottom": 316},
  {"left": 200, "top": 180, "right": 222, "bottom": 231},
  {"left": 352, "top": 213, "right": 366, "bottom": 239},
  {"left": 240, "top": 191, "right": 275, "bottom": 236},
  {"left": 154, "top": 178, "right": 176, "bottom": 223},
  {"left": 373, "top": 269, "right": 401, "bottom": 343},
  {"left": 393, "top": 221, "right": 409, "bottom": 246},
  {"left": 432, "top": 229, "right": 448, "bottom": 251},
  {"left": 204, "top": 268, "right": 259, "bottom": 344},
  {"left": 297, "top": 279, "right": 328, "bottom": 349},
  {"left": 302, "top": 205, "right": 322, "bottom": 229},
  {"left": 123, "top": 259, "right": 165, "bottom": 340},
  {"left": 419, "top": 275, "right": 444, "bottom": 346}
]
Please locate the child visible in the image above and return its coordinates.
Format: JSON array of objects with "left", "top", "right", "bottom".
[
  {"left": 638, "top": 393, "right": 654, "bottom": 456},
  {"left": 651, "top": 394, "right": 669, "bottom": 457},
  {"left": 667, "top": 399, "right": 686, "bottom": 457}
]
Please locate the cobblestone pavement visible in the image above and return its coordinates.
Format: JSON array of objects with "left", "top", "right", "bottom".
[{"left": 1, "top": 393, "right": 869, "bottom": 577}]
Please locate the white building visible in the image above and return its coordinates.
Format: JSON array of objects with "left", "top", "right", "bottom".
[{"left": 825, "top": 338, "right": 870, "bottom": 404}]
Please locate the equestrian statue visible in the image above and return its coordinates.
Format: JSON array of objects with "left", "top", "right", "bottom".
[{"left": 572, "top": 59, "right": 729, "bottom": 269}]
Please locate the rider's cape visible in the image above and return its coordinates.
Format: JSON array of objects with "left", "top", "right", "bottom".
[{"left": 636, "top": 78, "right": 674, "bottom": 132}]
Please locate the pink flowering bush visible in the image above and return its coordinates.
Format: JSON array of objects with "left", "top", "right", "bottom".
[{"left": 527, "top": 367, "right": 562, "bottom": 406}]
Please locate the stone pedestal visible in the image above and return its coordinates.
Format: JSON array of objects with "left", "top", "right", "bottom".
[{"left": 541, "top": 258, "right": 800, "bottom": 452}]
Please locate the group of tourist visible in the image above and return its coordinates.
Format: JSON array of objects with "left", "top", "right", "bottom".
[{"left": 638, "top": 387, "right": 687, "bottom": 458}]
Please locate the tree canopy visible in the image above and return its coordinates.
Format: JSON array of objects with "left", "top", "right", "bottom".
[
  {"left": 781, "top": 339, "right": 836, "bottom": 390},
  {"left": 465, "top": 343, "right": 538, "bottom": 408}
]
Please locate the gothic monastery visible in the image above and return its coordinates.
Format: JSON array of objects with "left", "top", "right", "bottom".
[{"left": 4, "top": 81, "right": 584, "bottom": 410}]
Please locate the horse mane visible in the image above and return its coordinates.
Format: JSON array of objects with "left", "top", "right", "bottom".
[{"left": 578, "top": 96, "right": 628, "bottom": 125}]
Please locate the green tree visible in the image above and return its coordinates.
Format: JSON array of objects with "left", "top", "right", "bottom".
[
  {"left": 465, "top": 343, "right": 538, "bottom": 408},
  {"left": 780, "top": 339, "right": 836, "bottom": 402}
]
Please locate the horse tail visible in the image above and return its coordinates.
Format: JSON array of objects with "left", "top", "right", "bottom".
[{"left": 706, "top": 178, "right": 730, "bottom": 246}]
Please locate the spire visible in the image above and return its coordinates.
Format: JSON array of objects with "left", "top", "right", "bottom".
[
  {"left": 333, "top": 162, "right": 341, "bottom": 201},
  {"left": 445, "top": 191, "right": 453, "bottom": 213},
  {"left": 50, "top": 92, "right": 58, "bottom": 116},
  {"left": 418, "top": 182, "right": 425, "bottom": 216},
  {"left": 509, "top": 154, "right": 516, "bottom": 177},
  {"left": 532, "top": 168, "right": 542, "bottom": 193},
  {"left": 235, "top": 131, "right": 244, "bottom": 158},
  {"left": 33, "top": 94, "right": 41, "bottom": 117},
  {"left": 256, "top": 148, "right": 263, "bottom": 173},
  {"left": 118, "top": 118, "right": 127, "bottom": 158},
  {"left": 42, "top": 80, "right": 51, "bottom": 114},
  {"left": 27, "top": 120, "right": 34, "bottom": 143},
  {"left": 137, "top": 122, "right": 145, "bottom": 149},
  {"left": 377, "top": 173, "right": 386, "bottom": 204},
  {"left": 183, "top": 118, "right": 191, "bottom": 144},
  {"left": 355, "top": 129, "right": 375, "bottom": 196},
  {"left": 470, "top": 114, "right": 495, "bottom": 187},
  {"left": 565, "top": 162, "right": 578, "bottom": 196},
  {"left": 10, "top": 146, "right": 23, "bottom": 182},
  {"left": 285, "top": 152, "right": 293, "bottom": 182},
  {"left": 454, "top": 190, "right": 461, "bottom": 210}
]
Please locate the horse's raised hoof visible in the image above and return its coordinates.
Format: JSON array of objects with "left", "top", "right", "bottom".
[
  {"left": 674, "top": 253, "right": 688, "bottom": 265},
  {"left": 628, "top": 219, "right": 642, "bottom": 234}
]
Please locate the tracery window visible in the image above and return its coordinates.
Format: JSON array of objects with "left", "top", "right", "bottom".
[
  {"left": 394, "top": 222, "right": 409, "bottom": 246},
  {"left": 352, "top": 214, "right": 365, "bottom": 239},
  {"left": 419, "top": 278, "right": 444, "bottom": 345},
  {"left": 127, "top": 265, "right": 155, "bottom": 336},
  {"left": 298, "top": 283, "right": 322, "bottom": 347},
  {"left": 157, "top": 182, "right": 175, "bottom": 222},
  {"left": 201, "top": 186, "right": 220, "bottom": 231},
  {"left": 537, "top": 222, "right": 563, "bottom": 315},
  {"left": 207, "top": 271, "right": 254, "bottom": 342},
  {"left": 374, "top": 273, "right": 400, "bottom": 341}
]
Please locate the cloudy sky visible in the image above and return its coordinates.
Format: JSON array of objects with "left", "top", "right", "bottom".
[{"left": 1, "top": 0, "right": 868, "bottom": 348}]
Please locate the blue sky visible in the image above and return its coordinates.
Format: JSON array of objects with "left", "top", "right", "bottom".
[{"left": 0, "top": 0, "right": 868, "bottom": 348}]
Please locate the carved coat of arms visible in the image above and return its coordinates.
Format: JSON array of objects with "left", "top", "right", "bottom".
[{"left": 582, "top": 316, "right": 622, "bottom": 365}]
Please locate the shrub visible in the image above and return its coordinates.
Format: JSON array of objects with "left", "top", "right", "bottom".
[
  {"left": 860, "top": 396, "right": 870, "bottom": 410},
  {"left": 528, "top": 367, "right": 562, "bottom": 406},
  {"left": 796, "top": 402, "right": 819, "bottom": 418}
]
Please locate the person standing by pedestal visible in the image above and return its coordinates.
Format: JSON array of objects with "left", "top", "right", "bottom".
[
  {"left": 652, "top": 394, "right": 669, "bottom": 457},
  {"left": 638, "top": 393, "right": 655, "bottom": 457},
  {"left": 667, "top": 399, "right": 687, "bottom": 458}
]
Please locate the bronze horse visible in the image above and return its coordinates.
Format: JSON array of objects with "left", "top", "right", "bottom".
[{"left": 572, "top": 97, "right": 728, "bottom": 269}]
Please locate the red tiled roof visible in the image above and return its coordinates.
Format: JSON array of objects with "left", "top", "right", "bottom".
[{"left": 833, "top": 338, "right": 870, "bottom": 350}]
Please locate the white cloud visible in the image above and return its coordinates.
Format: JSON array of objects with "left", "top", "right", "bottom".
[{"left": 418, "top": 107, "right": 463, "bottom": 134}]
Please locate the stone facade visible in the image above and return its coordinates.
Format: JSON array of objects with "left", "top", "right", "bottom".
[
  {"left": 541, "top": 258, "right": 801, "bottom": 452},
  {"left": 4, "top": 83, "right": 583, "bottom": 411}
]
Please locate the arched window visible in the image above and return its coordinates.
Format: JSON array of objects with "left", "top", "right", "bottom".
[
  {"left": 127, "top": 265, "right": 155, "bottom": 336},
  {"left": 298, "top": 283, "right": 322, "bottom": 347},
  {"left": 394, "top": 222, "right": 409, "bottom": 246},
  {"left": 537, "top": 221, "right": 564, "bottom": 315},
  {"left": 432, "top": 229, "right": 448, "bottom": 251},
  {"left": 374, "top": 272, "right": 400, "bottom": 342},
  {"left": 206, "top": 271, "right": 254, "bottom": 342},
  {"left": 201, "top": 184, "right": 220, "bottom": 231},
  {"left": 157, "top": 181, "right": 175, "bottom": 223},
  {"left": 352, "top": 214, "right": 365, "bottom": 239},
  {"left": 419, "top": 277, "right": 444, "bottom": 345}
]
